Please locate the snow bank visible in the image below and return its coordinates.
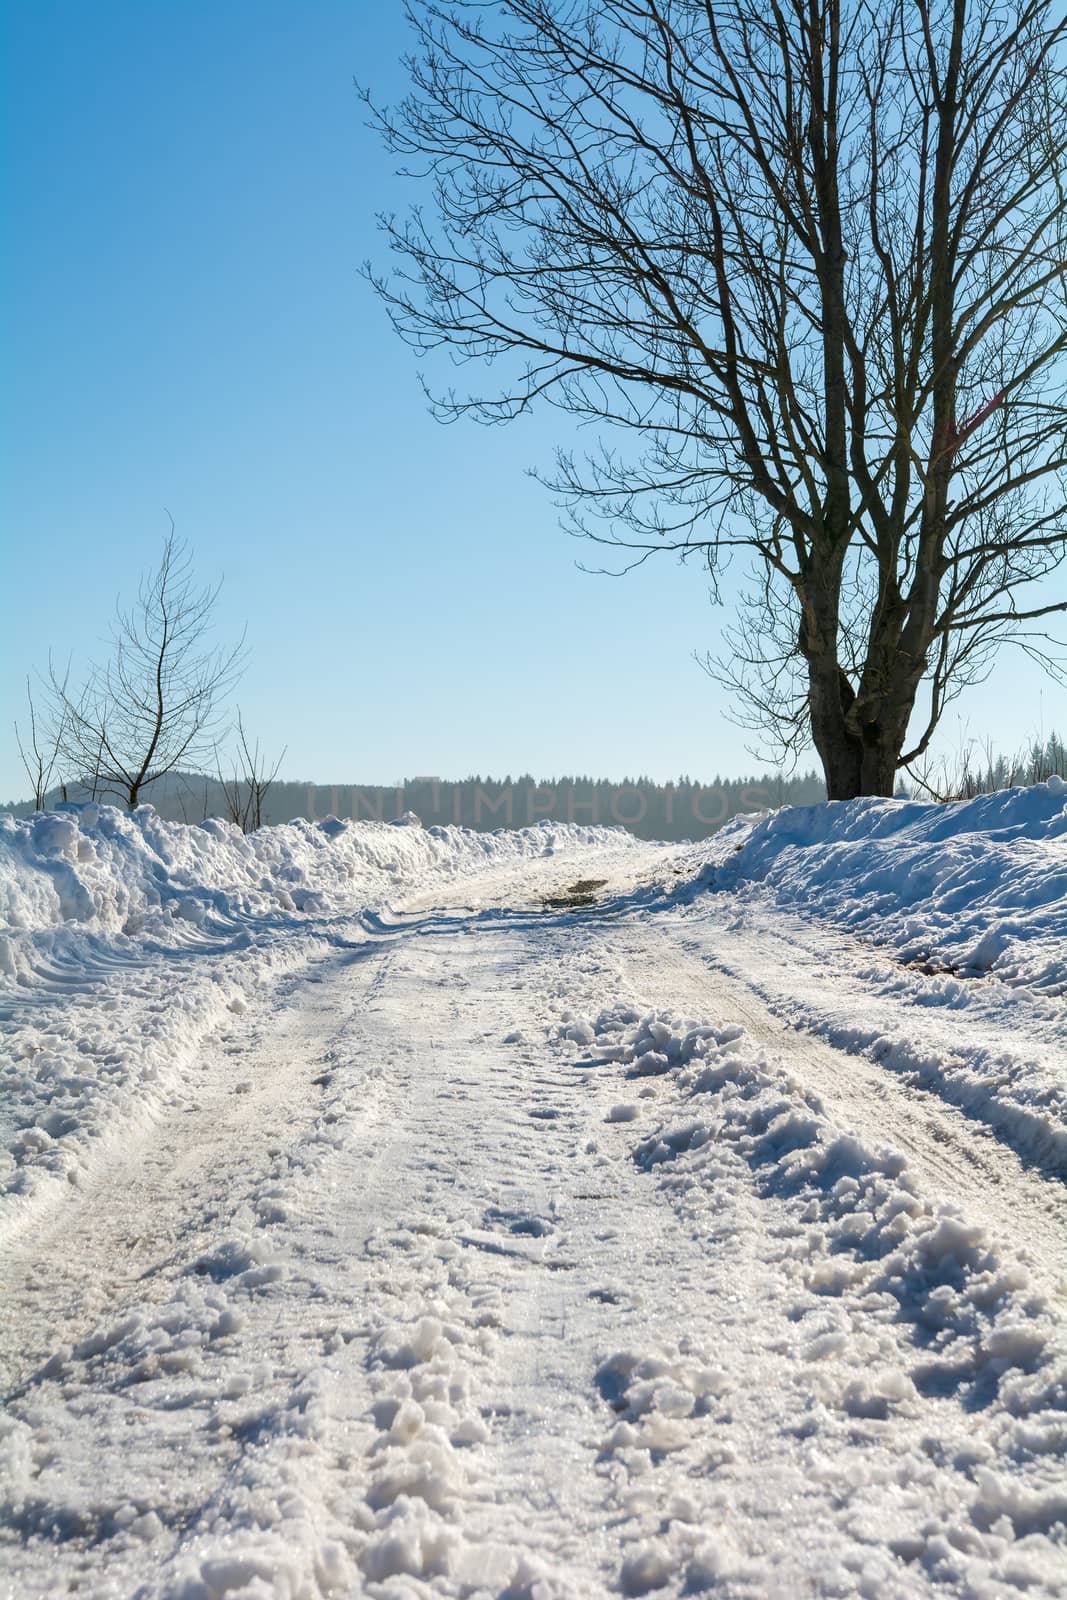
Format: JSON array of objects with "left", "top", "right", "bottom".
[
  {"left": 0, "top": 805, "right": 630, "bottom": 1228},
  {"left": 681, "top": 779, "right": 1067, "bottom": 995},
  {"left": 0, "top": 802, "right": 625, "bottom": 971}
]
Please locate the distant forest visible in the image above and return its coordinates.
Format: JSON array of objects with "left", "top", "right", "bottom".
[
  {"left": 7, "top": 735, "right": 1064, "bottom": 839},
  {"left": 2, "top": 769, "right": 827, "bottom": 841}
]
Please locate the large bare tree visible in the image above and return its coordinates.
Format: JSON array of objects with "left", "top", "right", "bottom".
[
  {"left": 367, "top": 0, "right": 1067, "bottom": 797},
  {"left": 51, "top": 529, "right": 245, "bottom": 809}
]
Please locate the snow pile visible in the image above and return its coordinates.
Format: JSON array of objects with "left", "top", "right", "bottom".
[
  {"left": 681, "top": 778, "right": 1067, "bottom": 995},
  {"left": 0, "top": 802, "right": 627, "bottom": 974}
]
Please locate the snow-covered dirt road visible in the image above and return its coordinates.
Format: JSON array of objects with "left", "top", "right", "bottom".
[{"left": 2, "top": 799, "right": 1065, "bottom": 1597}]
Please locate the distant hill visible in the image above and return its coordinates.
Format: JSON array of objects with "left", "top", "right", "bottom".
[{"left": 1, "top": 768, "right": 827, "bottom": 842}]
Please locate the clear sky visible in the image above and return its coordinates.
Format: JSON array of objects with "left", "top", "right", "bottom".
[{"left": 2, "top": 0, "right": 1062, "bottom": 803}]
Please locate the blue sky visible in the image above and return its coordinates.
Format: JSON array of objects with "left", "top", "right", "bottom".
[{"left": 1, "top": 1, "right": 1061, "bottom": 802}]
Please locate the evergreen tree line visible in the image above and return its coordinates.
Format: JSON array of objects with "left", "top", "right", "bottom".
[
  {"left": 269, "top": 771, "right": 828, "bottom": 840},
  {"left": 916, "top": 735, "right": 1067, "bottom": 801},
  {"left": 6, "top": 736, "right": 1064, "bottom": 837},
  {"left": 3, "top": 768, "right": 824, "bottom": 840}
]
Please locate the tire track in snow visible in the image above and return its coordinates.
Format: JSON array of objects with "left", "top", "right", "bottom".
[
  {"left": 286, "top": 916, "right": 770, "bottom": 1595},
  {"left": 0, "top": 937, "right": 396, "bottom": 1396},
  {"left": 600, "top": 915, "right": 1067, "bottom": 1300}
]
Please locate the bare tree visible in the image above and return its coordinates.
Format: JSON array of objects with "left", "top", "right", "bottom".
[
  {"left": 53, "top": 527, "right": 245, "bottom": 809},
  {"left": 367, "top": 0, "right": 1067, "bottom": 797},
  {"left": 217, "top": 712, "right": 286, "bottom": 833},
  {"left": 14, "top": 676, "right": 68, "bottom": 810}
]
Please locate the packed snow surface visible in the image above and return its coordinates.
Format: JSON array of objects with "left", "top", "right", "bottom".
[{"left": 1, "top": 786, "right": 1065, "bottom": 1597}]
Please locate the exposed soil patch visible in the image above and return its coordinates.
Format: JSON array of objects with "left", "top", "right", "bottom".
[
  {"left": 541, "top": 878, "right": 609, "bottom": 910},
  {"left": 900, "top": 955, "right": 991, "bottom": 982}
]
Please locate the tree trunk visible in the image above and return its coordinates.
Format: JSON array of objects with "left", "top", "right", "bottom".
[
  {"left": 810, "top": 643, "right": 925, "bottom": 800},
  {"left": 799, "top": 550, "right": 866, "bottom": 801},
  {"left": 807, "top": 655, "right": 864, "bottom": 799},
  {"left": 859, "top": 719, "right": 907, "bottom": 797}
]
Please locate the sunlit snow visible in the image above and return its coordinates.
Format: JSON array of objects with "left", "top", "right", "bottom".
[{"left": 1, "top": 788, "right": 1065, "bottom": 1597}]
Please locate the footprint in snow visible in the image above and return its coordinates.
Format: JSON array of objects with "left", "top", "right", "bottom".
[
  {"left": 589, "top": 1285, "right": 628, "bottom": 1306},
  {"left": 483, "top": 1205, "right": 554, "bottom": 1238}
]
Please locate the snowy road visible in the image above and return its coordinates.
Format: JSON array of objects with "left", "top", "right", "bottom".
[{"left": 3, "top": 827, "right": 1066, "bottom": 1599}]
